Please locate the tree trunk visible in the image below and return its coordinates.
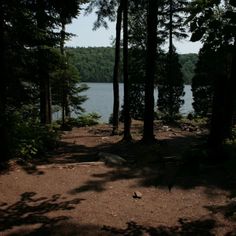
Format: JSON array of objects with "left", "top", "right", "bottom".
[
  {"left": 0, "top": 1, "right": 8, "bottom": 162},
  {"left": 208, "top": 74, "right": 226, "bottom": 148},
  {"left": 37, "top": 0, "right": 52, "bottom": 125},
  {"left": 143, "top": 0, "right": 158, "bottom": 143},
  {"left": 39, "top": 60, "right": 52, "bottom": 124},
  {"left": 112, "top": 0, "right": 123, "bottom": 135},
  {"left": 168, "top": 0, "right": 174, "bottom": 118},
  {"left": 169, "top": 0, "right": 173, "bottom": 57},
  {"left": 223, "top": 46, "right": 236, "bottom": 140},
  {"left": 208, "top": 47, "right": 236, "bottom": 150},
  {"left": 60, "top": 21, "right": 65, "bottom": 125},
  {"left": 60, "top": 20, "right": 70, "bottom": 125},
  {"left": 122, "top": 0, "right": 132, "bottom": 141}
]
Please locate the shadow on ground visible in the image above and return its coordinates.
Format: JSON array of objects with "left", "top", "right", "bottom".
[
  {"left": 1, "top": 126, "right": 236, "bottom": 235},
  {"left": 3, "top": 125, "right": 236, "bottom": 197},
  {"left": 0, "top": 192, "right": 84, "bottom": 233},
  {"left": 3, "top": 218, "right": 236, "bottom": 235},
  {"left": 64, "top": 135, "right": 236, "bottom": 198},
  {"left": 102, "top": 219, "right": 217, "bottom": 236}
]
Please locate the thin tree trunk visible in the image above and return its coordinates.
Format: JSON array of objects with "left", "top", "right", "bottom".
[
  {"left": 123, "top": 0, "right": 132, "bottom": 141},
  {"left": 60, "top": 20, "right": 68, "bottom": 125},
  {"left": 37, "top": 0, "right": 52, "bottom": 125},
  {"left": 61, "top": 22, "right": 70, "bottom": 119},
  {"left": 143, "top": 0, "right": 158, "bottom": 143},
  {"left": 112, "top": 0, "right": 123, "bottom": 135},
  {"left": 39, "top": 65, "right": 52, "bottom": 126},
  {"left": 168, "top": 0, "right": 174, "bottom": 118},
  {"left": 208, "top": 74, "right": 225, "bottom": 148},
  {"left": 0, "top": 1, "right": 8, "bottom": 162},
  {"left": 39, "top": 62, "right": 52, "bottom": 124},
  {"left": 169, "top": 0, "right": 173, "bottom": 57}
]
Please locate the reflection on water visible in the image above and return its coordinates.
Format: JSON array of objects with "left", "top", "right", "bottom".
[{"left": 79, "top": 83, "right": 193, "bottom": 123}]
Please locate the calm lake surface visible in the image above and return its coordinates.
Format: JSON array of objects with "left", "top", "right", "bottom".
[{"left": 80, "top": 83, "right": 193, "bottom": 123}]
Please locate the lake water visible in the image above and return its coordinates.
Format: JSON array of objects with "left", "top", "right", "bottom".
[{"left": 79, "top": 83, "right": 193, "bottom": 123}]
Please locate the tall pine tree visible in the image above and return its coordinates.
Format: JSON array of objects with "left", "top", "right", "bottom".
[{"left": 143, "top": 0, "right": 158, "bottom": 143}]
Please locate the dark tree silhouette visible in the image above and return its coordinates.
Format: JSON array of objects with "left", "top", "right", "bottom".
[
  {"left": 191, "top": 46, "right": 214, "bottom": 117},
  {"left": 189, "top": 0, "right": 236, "bottom": 150},
  {"left": 157, "top": 0, "right": 186, "bottom": 121},
  {"left": 56, "top": 0, "right": 85, "bottom": 125},
  {"left": 122, "top": 0, "right": 132, "bottom": 141},
  {"left": 36, "top": 0, "right": 52, "bottom": 124},
  {"left": 0, "top": 0, "right": 8, "bottom": 162},
  {"left": 143, "top": 0, "right": 158, "bottom": 143},
  {"left": 112, "top": 0, "right": 123, "bottom": 135}
]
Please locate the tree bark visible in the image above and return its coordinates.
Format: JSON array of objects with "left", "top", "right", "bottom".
[
  {"left": 112, "top": 0, "right": 123, "bottom": 135},
  {"left": 169, "top": 0, "right": 173, "bottom": 57},
  {"left": 0, "top": 1, "right": 9, "bottom": 162},
  {"left": 39, "top": 59, "right": 52, "bottom": 125},
  {"left": 36, "top": 0, "right": 52, "bottom": 125},
  {"left": 60, "top": 20, "right": 70, "bottom": 125},
  {"left": 168, "top": 0, "right": 174, "bottom": 118},
  {"left": 223, "top": 46, "right": 236, "bottom": 140},
  {"left": 122, "top": 0, "right": 132, "bottom": 141},
  {"left": 208, "top": 46, "right": 236, "bottom": 149},
  {"left": 143, "top": 0, "right": 158, "bottom": 143},
  {"left": 208, "top": 74, "right": 226, "bottom": 148}
]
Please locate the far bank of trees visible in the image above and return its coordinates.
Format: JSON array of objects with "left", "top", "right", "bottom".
[{"left": 66, "top": 47, "right": 198, "bottom": 84}]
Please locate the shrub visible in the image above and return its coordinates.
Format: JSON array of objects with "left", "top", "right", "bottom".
[
  {"left": 77, "top": 112, "right": 101, "bottom": 126},
  {"left": 8, "top": 110, "right": 60, "bottom": 160},
  {"left": 57, "top": 113, "right": 101, "bottom": 129}
]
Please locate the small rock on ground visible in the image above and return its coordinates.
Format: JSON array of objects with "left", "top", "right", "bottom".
[{"left": 133, "top": 191, "right": 142, "bottom": 199}]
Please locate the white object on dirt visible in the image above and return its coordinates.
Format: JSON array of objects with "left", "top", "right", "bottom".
[
  {"left": 133, "top": 191, "right": 142, "bottom": 199},
  {"left": 163, "top": 126, "right": 171, "bottom": 132},
  {"left": 98, "top": 152, "right": 127, "bottom": 166}
]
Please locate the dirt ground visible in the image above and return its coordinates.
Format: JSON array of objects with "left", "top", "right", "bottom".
[{"left": 1, "top": 122, "right": 236, "bottom": 235}]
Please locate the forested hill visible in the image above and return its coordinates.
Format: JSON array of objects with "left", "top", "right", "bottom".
[
  {"left": 66, "top": 47, "right": 114, "bottom": 83},
  {"left": 66, "top": 47, "right": 198, "bottom": 84}
]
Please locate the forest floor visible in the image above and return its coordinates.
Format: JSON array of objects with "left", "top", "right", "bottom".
[{"left": 1, "top": 121, "right": 236, "bottom": 235}]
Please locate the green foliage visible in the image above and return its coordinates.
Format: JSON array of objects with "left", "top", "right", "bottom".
[
  {"left": 51, "top": 52, "right": 88, "bottom": 114},
  {"left": 66, "top": 47, "right": 198, "bottom": 84},
  {"left": 157, "top": 50, "right": 185, "bottom": 121},
  {"left": 0, "top": 0, "right": 89, "bottom": 162},
  {"left": 160, "top": 0, "right": 188, "bottom": 40},
  {"left": 179, "top": 54, "right": 198, "bottom": 85},
  {"left": 77, "top": 112, "right": 101, "bottom": 126},
  {"left": 180, "top": 116, "right": 208, "bottom": 126},
  {"left": 192, "top": 45, "right": 232, "bottom": 117},
  {"left": 60, "top": 113, "right": 101, "bottom": 128},
  {"left": 85, "top": 0, "right": 118, "bottom": 30},
  {"left": 128, "top": 48, "right": 146, "bottom": 120},
  {"left": 188, "top": 0, "right": 236, "bottom": 147},
  {"left": 191, "top": 46, "right": 215, "bottom": 117},
  {"left": 188, "top": 0, "right": 236, "bottom": 49},
  {"left": 126, "top": 3, "right": 148, "bottom": 121},
  {"left": 66, "top": 47, "right": 116, "bottom": 82},
  {"left": 8, "top": 108, "right": 60, "bottom": 160}
]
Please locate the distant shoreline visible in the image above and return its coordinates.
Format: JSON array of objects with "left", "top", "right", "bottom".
[{"left": 67, "top": 47, "right": 197, "bottom": 85}]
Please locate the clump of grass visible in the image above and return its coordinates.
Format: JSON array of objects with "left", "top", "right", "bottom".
[{"left": 58, "top": 112, "right": 101, "bottom": 130}]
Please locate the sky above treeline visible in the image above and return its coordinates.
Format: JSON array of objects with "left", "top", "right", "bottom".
[{"left": 66, "top": 11, "right": 202, "bottom": 54}]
